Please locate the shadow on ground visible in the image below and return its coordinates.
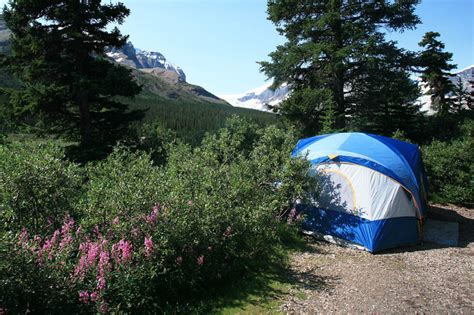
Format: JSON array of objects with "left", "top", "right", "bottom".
[
  {"left": 379, "top": 204, "right": 473, "bottom": 255},
  {"left": 195, "top": 237, "right": 334, "bottom": 313},
  {"left": 429, "top": 205, "right": 474, "bottom": 247}
]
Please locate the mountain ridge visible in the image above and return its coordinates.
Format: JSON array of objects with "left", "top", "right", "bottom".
[{"left": 0, "top": 16, "right": 228, "bottom": 106}]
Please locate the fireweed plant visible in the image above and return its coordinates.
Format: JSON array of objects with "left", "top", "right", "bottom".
[{"left": 0, "top": 117, "right": 318, "bottom": 313}]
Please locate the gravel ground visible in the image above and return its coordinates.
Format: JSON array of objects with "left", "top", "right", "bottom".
[{"left": 281, "top": 204, "right": 474, "bottom": 314}]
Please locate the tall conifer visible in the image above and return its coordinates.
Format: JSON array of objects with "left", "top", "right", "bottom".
[
  {"left": 260, "top": 0, "right": 420, "bottom": 135},
  {"left": 2, "top": 0, "right": 142, "bottom": 146}
]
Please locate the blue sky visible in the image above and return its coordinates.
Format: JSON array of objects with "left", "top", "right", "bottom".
[{"left": 1, "top": 0, "right": 473, "bottom": 95}]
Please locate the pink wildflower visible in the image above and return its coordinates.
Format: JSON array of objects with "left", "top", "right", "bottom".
[
  {"left": 187, "top": 200, "right": 193, "bottom": 206},
  {"left": 112, "top": 239, "right": 133, "bottom": 264},
  {"left": 97, "top": 276, "right": 106, "bottom": 290},
  {"left": 146, "top": 203, "right": 160, "bottom": 224},
  {"left": 61, "top": 215, "right": 75, "bottom": 236},
  {"left": 86, "top": 242, "right": 99, "bottom": 265},
  {"left": 197, "top": 255, "right": 204, "bottom": 266},
  {"left": 120, "top": 240, "right": 133, "bottom": 262},
  {"left": 112, "top": 216, "right": 120, "bottom": 225},
  {"left": 79, "top": 241, "right": 90, "bottom": 254},
  {"left": 51, "top": 230, "right": 60, "bottom": 244},
  {"left": 144, "top": 236, "right": 154, "bottom": 257},
  {"left": 74, "top": 256, "right": 88, "bottom": 278},
  {"left": 176, "top": 256, "right": 183, "bottom": 265},
  {"left": 59, "top": 234, "right": 72, "bottom": 250},
  {"left": 90, "top": 291, "right": 99, "bottom": 302},
  {"left": 79, "top": 291, "right": 89, "bottom": 304},
  {"left": 41, "top": 229, "right": 61, "bottom": 260},
  {"left": 97, "top": 249, "right": 110, "bottom": 288},
  {"left": 98, "top": 249, "right": 110, "bottom": 272},
  {"left": 36, "top": 249, "right": 44, "bottom": 266},
  {"left": 18, "top": 228, "right": 29, "bottom": 245},
  {"left": 42, "top": 238, "right": 55, "bottom": 260}
]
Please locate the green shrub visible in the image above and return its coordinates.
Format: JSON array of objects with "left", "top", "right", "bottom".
[
  {"left": 0, "top": 141, "right": 83, "bottom": 234},
  {"left": 0, "top": 117, "right": 317, "bottom": 313},
  {"left": 78, "top": 147, "right": 162, "bottom": 229},
  {"left": 422, "top": 121, "right": 473, "bottom": 205}
]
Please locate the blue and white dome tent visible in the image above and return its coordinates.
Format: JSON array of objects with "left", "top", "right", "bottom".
[{"left": 292, "top": 132, "right": 429, "bottom": 253}]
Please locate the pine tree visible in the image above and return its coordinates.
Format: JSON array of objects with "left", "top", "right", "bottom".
[
  {"left": 452, "top": 77, "right": 468, "bottom": 112},
  {"left": 1, "top": 0, "right": 142, "bottom": 147},
  {"left": 418, "top": 31, "right": 456, "bottom": 116},
  {"left": 468, "top": 78, "right": 474, "bottom": 110},
  {"left": 347, "top": 36, "right": 422, "bottom": 138},
  {"left": 260, "top": 0, "right": 420, "bottom": 135},
  {"left": 320, "top": 99, "right": 338, "bottom": 134}
]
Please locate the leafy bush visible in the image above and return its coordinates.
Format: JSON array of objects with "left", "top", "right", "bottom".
[
  {"left": 422, "top": 120, "right": 473, "bottom": 205},
  {"left": 0, "top": 142, "right": 83, "bottom": 234},
  {"left": 78, "top": 148, "right": 162, "bottom": 229},
  {"left": 0, "top": 117, "right": 317, "bottom": 313}
]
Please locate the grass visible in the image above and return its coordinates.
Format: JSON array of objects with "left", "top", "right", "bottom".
[{"left": 188, "top": 229, "right": 320, "bottom": 314}]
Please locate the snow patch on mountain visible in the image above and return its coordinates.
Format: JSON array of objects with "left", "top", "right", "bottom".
[
  {"left": 221, "top": 83, "right": 289, "bottom": 111},
  {"left": 106, "top": 42, "right": 186, "bottom": 82}
]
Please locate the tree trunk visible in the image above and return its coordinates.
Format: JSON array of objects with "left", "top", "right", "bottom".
[
  {"left": 78, "top": 91, "right": 91, "bottom": 145},
  {"left": 334, "top": 68, "right": 346, "bottom": 129},
  {"left": 332, "top": 0, "right": 346, "bottom": 130}
]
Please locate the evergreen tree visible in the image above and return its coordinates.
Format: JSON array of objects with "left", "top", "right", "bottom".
[
  {"left": 347, "top": 36, "right": 422, "bottom": 138},
  {"left": 1, "top": 0, "right": 142, "bottom": 146},
  {"left": 452, "top": 77, "right": 468, "bottom": 112},
  {"left": 260, "top": 0, "right": 420, "bottom": 135},
  {"left": 452, "top": 76, "right": 474, "bottom": 111},
  {"left": 418, "top": 31, "right": 456, "bottom": 115},
  {"left": 467, "top": 77, "right": 474, "bottom": 110},
  {"left": 319, "top": 98, "right": 338, "bottom": 134}
]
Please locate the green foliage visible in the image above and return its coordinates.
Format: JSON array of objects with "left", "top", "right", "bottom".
[
  {"left": 260, "top": 0, "right": 420, "bottom": 134},
  {"left": 422, "top": 120, "right": 473, "bottom": 205},
  {"left": 320, "top": 99, "right": 339, "bottom": 134},
  {"left": 0, "top": 142, "right": 82, "bottom": 234},
  {"left": 78, "top": 147, "right": 161, "bottom": 229},
  {"left": 391, "top": 129, "right": 411, "bottom": 143},
  {"left": 418, "top": 31, "right": 456, "bottom": 115}
]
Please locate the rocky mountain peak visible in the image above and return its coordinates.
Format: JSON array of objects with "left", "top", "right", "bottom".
[{"left": 106, "top": 42, "right": 186, "bottom": 83}]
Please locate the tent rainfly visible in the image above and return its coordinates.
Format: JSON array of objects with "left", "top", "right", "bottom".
[{"left": 293, "top": 132, "right": 429, "bottom": 253}]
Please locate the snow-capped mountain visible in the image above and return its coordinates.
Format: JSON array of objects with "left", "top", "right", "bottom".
[
  {"left": 224, "top": 65, "right": 474, "bottom": 113},
  {"left": 221, "top": 83, "right": 289, "bottom": 111},
  {"left": 452, "top": 65, "right": 474, "bottom": 92},
  {"left": 106, "top": 42, "right": 186, "bottom": 82}
]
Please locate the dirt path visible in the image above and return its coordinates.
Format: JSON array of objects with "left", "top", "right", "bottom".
[{"left": 281, "top": 205, "right": 474, "bottom": 314}]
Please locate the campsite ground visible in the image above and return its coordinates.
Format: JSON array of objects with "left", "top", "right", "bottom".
[
  {"left": 217, "top": 204, "right": 473, "bottom": 314},
  {"left": 279, "top": 204, "right": 474, "bottom": 314}
]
